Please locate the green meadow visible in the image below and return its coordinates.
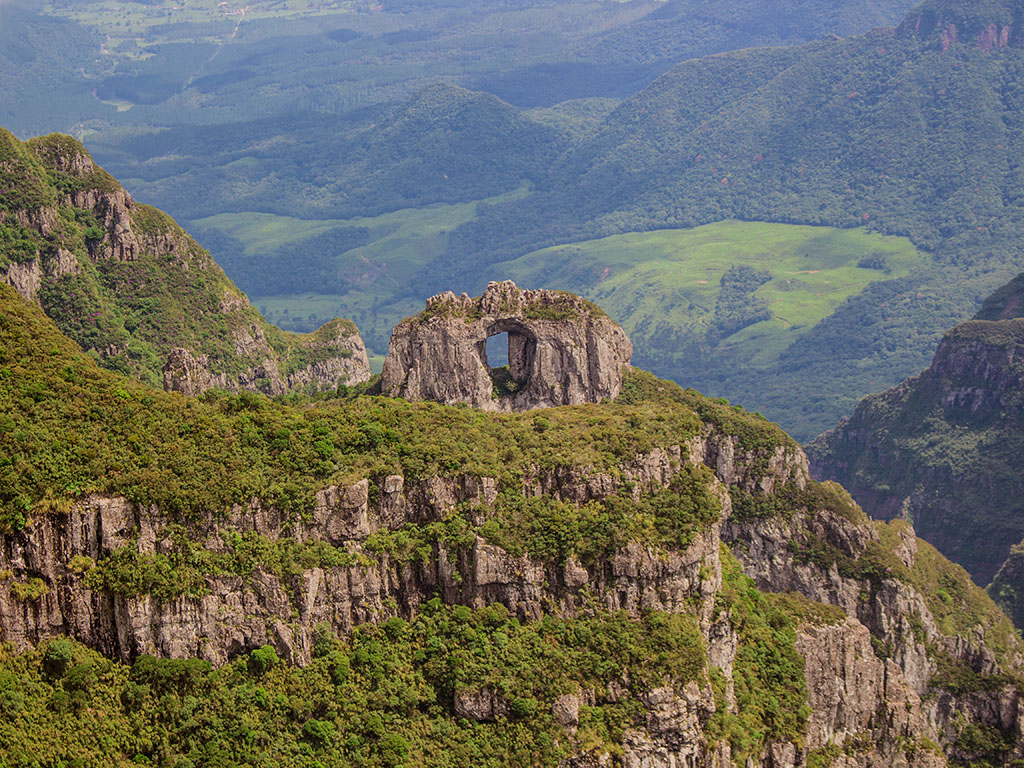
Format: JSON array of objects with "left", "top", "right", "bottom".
[
  {"left": 188, "top": 215, "right": 924, "bottom": 379},
  {"left": 493, "top": 220, "right": 925, "bottom": 369},
  {"left": 190, "top": 186, "right": 530, "bottom": 353}
]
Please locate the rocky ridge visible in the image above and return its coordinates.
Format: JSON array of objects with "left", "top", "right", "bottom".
[
  {"left": 382, "top": 281, "right": 632, "bottom": 411},
  {"left": 808, "top": 302, "right": 1024, "bottom": 601},
  {"left": 899, "top": 0, "right": 1024, "bottom": 50},
  {"left": 0, "top": 129, "right": 369, "bottom": 394},
  {"left": 1, "top": 407, "right": 1021, "bottom": 766}
]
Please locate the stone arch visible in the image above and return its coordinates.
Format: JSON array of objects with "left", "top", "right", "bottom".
[
  {"left": 479, "top": 319, "right": 538, "bottom": 402},
  {"left": 381, "top": 281, "right": 632, "bottom": 411}
]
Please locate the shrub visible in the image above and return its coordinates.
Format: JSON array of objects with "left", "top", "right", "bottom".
[
  {"left": 377, "top": 733, "right": 410, "bottom": 767},
  {"left": 67, "top": 555, "right": 94, "bottom": 574},
  {"left": 249, "top": 645, "right": 280, "bottom": 677},
  {"left": 11, "top": 577, "right": 49, "bottom": 602},
  {"left": 510, "top": 697, "right": 539, "bottom": 719},
  {"left": 302, "top": 718, "right": 336, "bottom": 747},
  {"left": 43, "top": 639, "right": 74, "bottom": 677}
]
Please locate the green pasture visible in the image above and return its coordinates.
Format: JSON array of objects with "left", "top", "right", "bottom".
[
  {"left": 493, "top": 220, "right": 925, "bottom": 369},
  {"left": 189, "top": 213, "right": 924, "bottom": 372},
  {"left": 193, "top": 186, "right": 529, "bottom": 352}
]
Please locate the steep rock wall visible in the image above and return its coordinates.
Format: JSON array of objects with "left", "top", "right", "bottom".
[
  {"left": 808, "top": 318, "right": 1024, "bottom": 587},
  {"left": 1, "top": 425, "right": 1020, "bottom": 766},
  {"left": 382, "top": 281, "right": 632, "bottom": 411}
]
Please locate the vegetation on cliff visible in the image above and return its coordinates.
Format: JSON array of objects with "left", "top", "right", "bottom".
[
  {"left": 0, "top": 607, "right": 706, "bottom": 768},
  {"left": 1, "top": 272, "right": 1022, "bottom": 765},
  {"left": 809, "top": 272, "right": 1024, "bottom": 627},
  {"left": 0, "top": 280, "right": 735, "bottom": 530},
  {"left": 0, "top": 282, "right": 826, "bottom": 767},
  {"left": 0, "top": 129, "right": 366, "bottom": 392}
]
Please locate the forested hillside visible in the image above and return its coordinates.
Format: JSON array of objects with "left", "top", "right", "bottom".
[
  {"left": 96, "top": 83, "right": 567, "bottom": 223},
  {"left": 1, "top": 277, "right": 1022, "bottom": 767},
  {"left": 424, "top": 10, "right": 1024, "bottom": 436},
  {"left": 809, "top": 271, "right": 1024, "bottom": 627},
  {"left": 0, "top": 129, "right": 369, "bottom": 393}
]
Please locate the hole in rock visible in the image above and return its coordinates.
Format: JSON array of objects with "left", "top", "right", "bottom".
[
  {"left": 483, "top": 328, "right": 536, "bottom": 400},
  {"left": 485, "top": 333, "right": 510, "bottom": 368}
]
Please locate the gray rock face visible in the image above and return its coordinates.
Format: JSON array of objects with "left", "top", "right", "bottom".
[
  {"left": 454, "top": 687, "right": 510, "bottom": 721},
  {"left": 161, "top": 318, "right": 371, "bottom": 397},
  {"left": 1, "top": 418, "right": 1021, "bottom": 765},
  {"left": 381, "top": 281, "right": 632, "bottom": 410}
]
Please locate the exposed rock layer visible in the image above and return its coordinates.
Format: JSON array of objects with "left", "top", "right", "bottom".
[
  {"left": 899, "top": 0, "right": 1024, "bottom": 51},
  {"left": 1, "top": 421, "right": 1020, "bottom": 766},
  {"left": 381, "top": 281, "right": 632, "bottom": 411}
]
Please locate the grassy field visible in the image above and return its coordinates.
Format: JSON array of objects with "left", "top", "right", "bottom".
[
  {"left": 190, "top": 186, "right": 530, "bottom": 353},
  {"left": 493, "top": 220, "right": 925, "bottom": 370},
  {"left": 44, "top": 0, "right": 358, "bottom": 51},
  {"left": 189, "top": 216, "right": 924, "bottom": 375}
]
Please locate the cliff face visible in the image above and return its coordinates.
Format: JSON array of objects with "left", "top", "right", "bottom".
[
  {"left": 0, "top": 129, "right": 369, "bottom": 393},
  {"left": 2, "top": 269, "right": 1022, "bottom": 765},
  {"left": 808, "top": 312, "right": 1024, "bottom": 595},
  {"left": 2, "top": 415, "right": 1021, "bottom": 766},
  {"left": 382, "top": 281, "right": 632, "bottom": 411},
  {"left": 898, "top": 0, "right": 1024, "bottom": 51}
]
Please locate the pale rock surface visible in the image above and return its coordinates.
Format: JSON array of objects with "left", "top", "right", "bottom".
[{"left": 382, "top": 281, "right": 632, "bottom": 410}]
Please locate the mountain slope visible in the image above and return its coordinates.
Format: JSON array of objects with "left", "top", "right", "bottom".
[
  {"left": 576, "top": 0, "right": 919, "bottom": 67},
  {"left": 0, "top": 4, "right": 107, "bottom": 137},
  {"left": 808, "top": 272, "right": 1024, "bottom": 613},
  {"left": 97, "top": 83, "right": 569, "bottom": 224},
  {"left": 0, "top": 128, "right": 369, "bottom": 394},
  {"left": 410, "top": 11, "right": 1024, "bottom": 438},
  {"left": 0, "top": 279, "right": 1023, "bottom": 766}
]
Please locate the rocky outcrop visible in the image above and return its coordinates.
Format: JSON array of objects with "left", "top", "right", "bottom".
[
  {"left": 162, "top": 348, "right": 223, "bottom": 395},
  {"left": 808, "top": 316, "right": 1024, "bottom": 588},
  {"left": 991, "top": 544, "right": 1024, "bottom": 630},
  {"left": 285, "top": 318, "right": 371, "bottom": 393},
  {"left": 1, "top": 415, "right": 1021, "bottom": 765},
  {"left": 0, "top": 130, "right": 371, "bottom": 395},
  {"left": 898, "top": 0, "right": 1024, "bottom": 51},
  {"left": 381, "top": 281, "right": 632, "bottom": 411},
  {"left": 725, "top": 503, "right": 1024, "bottom": 767},
  {"left": 0, "top": 443, "right": 726, "bottom": 665},
  {"left": 162, "top": 319, "right": 370, "bottom": 396}
]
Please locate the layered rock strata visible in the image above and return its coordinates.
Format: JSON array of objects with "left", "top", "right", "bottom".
[{"left": 1, "top": 422, "right": 1020, "bottom": 766}]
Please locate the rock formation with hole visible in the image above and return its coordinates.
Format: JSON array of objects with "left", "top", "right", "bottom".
[{"left": 381, "top": 281, "right": 632, "bottom": 411}]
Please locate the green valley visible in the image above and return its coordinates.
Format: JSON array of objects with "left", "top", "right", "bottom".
[
  {"left": 495, "top": 220, "right": 924, "bottom": 375},
  {"left": 189, "top": 184, "right": 531, "bottom": 354}
]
